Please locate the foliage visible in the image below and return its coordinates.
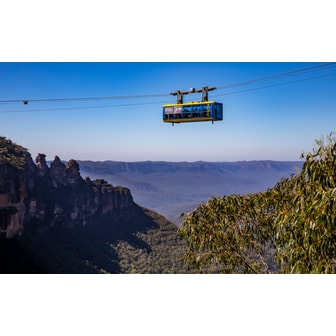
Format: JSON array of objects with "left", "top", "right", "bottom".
[
  {"left": 179, "top": 189, "right": 278, "bottom": 273},
  {"left": 274, "top": 133, "right": 336, "bottom": 273},
  {"left": 179, "top": 132, "right": 336, "bottom": 274},
  {"left": 114, "top": 209, "right": 191, "bottom": 273},
  {"left": 0, "top": 136, "right": 28, "bottom": 169}
]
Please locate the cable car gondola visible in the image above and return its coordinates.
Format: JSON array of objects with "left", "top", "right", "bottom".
[{"left": 162, "top": 87, "right": 223, "bottom": 125}]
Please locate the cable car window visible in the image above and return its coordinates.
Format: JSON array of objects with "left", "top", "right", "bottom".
[
  {"left": 164, "top": 106, "right": 173, "bottom": 115},
  {"left": 174, "top": 106, "right": 182, "bottom": 115}
]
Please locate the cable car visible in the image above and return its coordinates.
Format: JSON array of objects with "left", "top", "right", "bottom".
[
  {"left": 163, "top": 101, "right": 223, "bottom": 124},
  {"left": 162, "top": 86, "right": 223, "bottom": 125}
]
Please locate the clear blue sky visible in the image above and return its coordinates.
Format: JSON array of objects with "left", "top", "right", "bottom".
[{"left": 1, "top": 62, "right": 335, "bottom": 162}]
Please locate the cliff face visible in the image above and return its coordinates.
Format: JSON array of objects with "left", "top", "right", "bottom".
[{"left": 0, "top": 138, "right": 136, "bottom": 238}]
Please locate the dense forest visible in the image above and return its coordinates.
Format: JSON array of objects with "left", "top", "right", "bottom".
[{"left": 179, "top": 133, "right": 336, "bottom": 273}]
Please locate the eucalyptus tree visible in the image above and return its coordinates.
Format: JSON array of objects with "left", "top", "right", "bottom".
[{"left": 179, "top": 133, "right": 336, "bottom": 273}]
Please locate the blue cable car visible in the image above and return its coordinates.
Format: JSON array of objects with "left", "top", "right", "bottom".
[
  {"left": 162, "top": 86, "right": 223, "bottom": 125},
  {"left": 163, "top": 101, "right": 223, "bottom": 124}
]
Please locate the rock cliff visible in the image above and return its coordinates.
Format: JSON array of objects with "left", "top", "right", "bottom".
[{"left": 0, "top": 137, "right": 137, "bottom": 238}]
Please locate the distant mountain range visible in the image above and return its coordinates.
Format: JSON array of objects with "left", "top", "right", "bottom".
[{"left": 78, "top": 160, "right": 303, "bottom": 224}]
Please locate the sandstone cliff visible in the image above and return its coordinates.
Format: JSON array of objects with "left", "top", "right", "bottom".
[{"left": 0, "top": 137, "right": 137, "bottom": 238}]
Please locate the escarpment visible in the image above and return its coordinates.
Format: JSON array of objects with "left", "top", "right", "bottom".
[{"left": 0, "top": 137, "right": 137, "bottom": 238}]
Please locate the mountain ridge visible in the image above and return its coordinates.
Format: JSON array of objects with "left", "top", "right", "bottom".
[
  {"left": 77, "top": 159, "right": 303, "bottom": 224},
  {"left": 77, "top": 159, "right": 302, "bottom": 173}
]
